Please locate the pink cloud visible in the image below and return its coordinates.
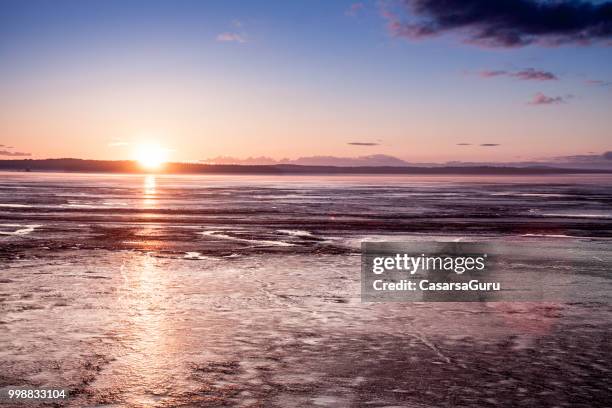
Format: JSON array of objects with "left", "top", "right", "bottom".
[
  {"left": 0, "top": 150, "right": 31, "bottom": 157},
  {"left": 528, "top": 93, "right": 571, "bottom": 105},
  {"left": 216, "top": 32, "right": 247, "bottom": 43}
]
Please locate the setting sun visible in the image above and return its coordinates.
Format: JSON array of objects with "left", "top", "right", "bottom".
[{"left": 134, "top": 143, "right": 168, "bottom": 170}]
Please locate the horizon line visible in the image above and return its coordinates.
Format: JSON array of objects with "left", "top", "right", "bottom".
[{"left": 1, "top": 158, "right": 611, "bottom": 175}]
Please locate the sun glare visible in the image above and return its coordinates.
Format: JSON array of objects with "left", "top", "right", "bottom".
[{"left": 135, "top": 143, "right": 168, "bottom": 170}]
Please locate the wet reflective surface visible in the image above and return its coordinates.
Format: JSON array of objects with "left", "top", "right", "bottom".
[{"left": 1, "top": 173, "right": 611, "bottom": 407}]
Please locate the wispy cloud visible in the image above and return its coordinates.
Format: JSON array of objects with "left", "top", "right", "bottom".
[
  {"left": 480, "top": 143, "right": 500, "bottom": 147},
  {"left": 381, "top": 0, "right": 612, "bottom": 48},
  {"left": 348, "top": 141, "right": 380, "bottom": 146},
  {"left": 456, "top": 143, "right": 472, "bottom": 146},
  {"left": 528, "top": 92, "right": 572, "bottom": 105},
  {"left": 346, "top": 3, "right": 365, "bottom": 17},
  {"left": 479, "top": 68, "right": 557, "bottom": 81},
  {"left": 108, "top": 138, "right": 130, "bottom": 147},
  {"left": 585, "top": 79, "right": 612, "bottom": 87},
  {"left": 216, "top": 32, "right": 247, "bottom": 43},
  {"left": 0, "top": 150, "right": 31, "bottom": 157}
]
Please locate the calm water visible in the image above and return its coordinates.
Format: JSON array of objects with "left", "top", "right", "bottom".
[{"left": 1, "top": 172, "right": 611, "bottom": 407}]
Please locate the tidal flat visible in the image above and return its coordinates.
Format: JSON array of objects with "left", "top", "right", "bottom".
[{"left": 1, "top": 173, "right": 611, "bottom": 407}]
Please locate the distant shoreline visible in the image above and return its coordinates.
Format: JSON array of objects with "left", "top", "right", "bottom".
[{"left": 1, "top": 159, "right": 611, "bottom": 175}]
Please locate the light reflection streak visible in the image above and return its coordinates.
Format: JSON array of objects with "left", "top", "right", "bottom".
[
  {"left": 110, "top": 253, "right": 176, "bottom": 405},
  {"left": 98, "top": 177, "right": 175, "bottom": 403},
  {"left": 129, "top": 253, "right": 173, "bottom": 401},
  {"left": 140, "top": 175, "right": 161, "bottom": 249},
  {"left": 89, "top": 252, "right": 177, "bottom": 405},
  {"left": 143, "top": 175, "right": 157, "bottom": 209}
]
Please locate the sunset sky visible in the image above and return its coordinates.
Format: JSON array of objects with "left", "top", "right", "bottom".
[{"left": 0, "top": 0, "right": 611, "bottom": 164}]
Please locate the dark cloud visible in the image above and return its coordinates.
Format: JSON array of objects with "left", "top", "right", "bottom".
[
  {"left": 528, "top": 92, "right": 571, "bottom": 105},
  {"left": 348, "top": 142, "right": 380, "bottom": 146},
  {"left": 0, "top": 150, "right": 31, "bottom": 157},
  {"left": 456, "top": 142, "right": 472, "bottom": 145},
  {"left": 383, "top": 0, "right": 612, "bottom": 48},
  {"left": 480, "top": 143, "right": 500, "bottom": 147},
  {"left": 604, "top": 151, "right": 612, "bottom": 160},
  {"left": 480, "top": 68, "right": 557, "bottom": 81}
]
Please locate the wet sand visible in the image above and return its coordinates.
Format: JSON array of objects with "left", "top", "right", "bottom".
[
  {"left": 1, "top": 173, "right": 611, "bottom": 407},
  {"left": 1, "top": 249, "right": 611, "bottom": 407}
]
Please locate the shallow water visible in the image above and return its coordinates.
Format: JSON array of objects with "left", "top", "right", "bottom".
[{"left": 1, "top": 172, "right": 611, "bottom": 407}]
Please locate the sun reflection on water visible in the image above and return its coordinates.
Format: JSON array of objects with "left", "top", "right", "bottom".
[
  {"left": 139, "top": 175, "right": 162, "bottom": 249},
  {"left": 89, "top": 252, "right": 178, "bottom": 406},
  {"left": 143, "top": 175, "right": 157, "bottom": 209},
  {"left": 125, "top": 253, "right": 175, "bottom": 403}
]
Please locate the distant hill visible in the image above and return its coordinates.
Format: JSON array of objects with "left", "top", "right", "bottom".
[{"left": 0, "top": 158, "right": 610, "bottom": 175}]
